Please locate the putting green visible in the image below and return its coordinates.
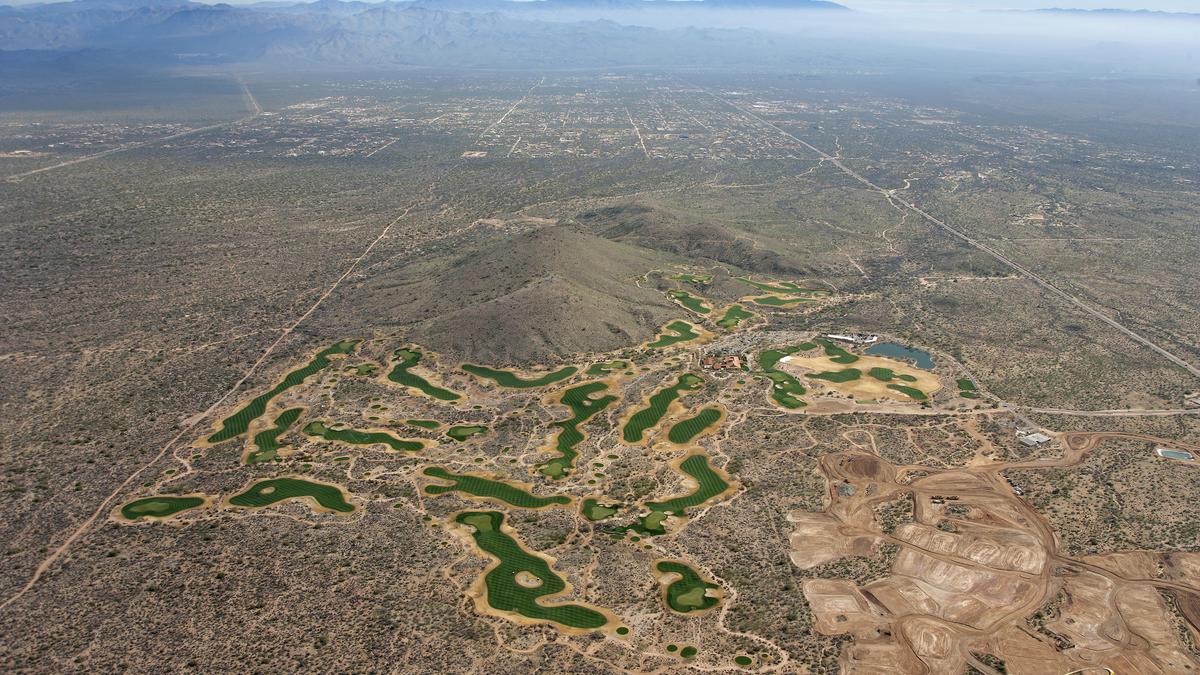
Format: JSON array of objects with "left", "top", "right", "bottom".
[
  {"left": 655, "top": 560, "right": 720, "bottom": 613},
  {"left": 120, "top": 495, "right": 206, "bottom": 521},
  {"left": 304, "top": 420, "right": 425, "bottom": 453},
  {"left": 423, "top": 467, "right": 570, "bottom": 509},
  {"left": 387, "top": 348, "right": 462, "bottom": 401},
  {"left": 456, "top": 511, "right": 611, "bottom": 630},
  {"left": 716, "top": 304, "right": 753, "bottom": 330},
  {"left": 406, "top": 419, "right": 441, "bottom": 430},
  {"left": 207, "top": 339, "right": 357, "bottom": 443},
  {"left": 666, "top": 290, "right": 712, "bottom": 315},
  {"left": 622, "top": 374, "right": 704, "bottom": 443},
  {"left": 667, "top": 407, "right": 722, "bottom": 444},
  {"left": 446, "top": 425, "right": 488, "bottom": 442},
  {"left": 539, "top": 382, "right": 618, "bottom": 479},
  {"left": 228, "top": 478, "right": 354, "bottom": 513},
  {"left": 646, "top": 320, "right": 703, "bottom": 350},
  {"left": 462, "top": 364, "right": 578, "bottom": 388},
  {"left": 247, "top": 407, "right": 304, "bottom": 464}
]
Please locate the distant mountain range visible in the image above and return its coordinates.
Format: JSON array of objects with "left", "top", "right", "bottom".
[
  {"left": 0, "top": 0, "right": 846, "bottom": 68},
  {"left": 1031, "top": 7, "right": 1199, "bottom": 17}
]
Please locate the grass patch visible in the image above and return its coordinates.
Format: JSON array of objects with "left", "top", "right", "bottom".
[
  {"left": 622, "top": 374, "right": 704, "bottom": 443},
  {"left": 446, "top": 425, "right": 488, "bottom": 442},
  {"left": 716, "top": 304, "right": 753, "bottom": 330},
  {"left": 815, "top": 338, "right": 859, "bottom": 364},
  {"left": 120, "top": 496, "right": 205, "bottom": 521},
  {"left": 809, "top": 368, "right": 862, "bottom": 383},
  {"left": 581, "top": 498, "right": 619, "bottom": 521},
  {"left": 423, "top": 467, "right": 569, "bottom": 508},
  {"left": 229, "top": 478, "right": 354, "bottom": 513},
  {"left": 666, "top": 290, "right": 712, "bottom": 314},
  {"left": 586, "top": 360, "right": 627, "bottom": 376},
  {"left": 388, "top": 348, "right": 461, "bottom": 401},
  {"left": 540, "top": 382, "right": 619, "bottom": 478},
  {"left": 207, "top": 339, "right": 357, "bottom": 443},
  {"left": 656, "top": 561, "right": 720, "bottom": 613},
  {"left": 887, "top": 384, "right": 928, "bottom": 401},
  {"left": 646, "top": 320, "right": 702, "bottom": 349},
  {"left": 304, "top": 420, "right": 424, "bottom": 452},
  {"left": 462, "top": 364, "right": 577, "bottom": 388},
  {"left": 247, "top": 407, "right": 303, "bottom": 464},
  {"left": 456, "top": 511, "right": 609, "bottom": 629},
  {"left": 667, "top": 407, "right": 722, "bottom": 444},
  {"left": 757, "top": 346, "right": 807, "bottom": 409}
]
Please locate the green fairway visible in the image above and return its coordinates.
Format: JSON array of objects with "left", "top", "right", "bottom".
[
  {"left": 247, "top": 407, "right": 304, "bottom": 464},
  {"left": 750, "top": 295, "right": 813, "bottom": 307},
  {"left": 446, "top": 425, "right": 488, "bottom": 442},
  {"left": 581, "top": 498, "right": 619, "bottom": 521},
  {"left": 737, "top": 278, "right": 816, "bottom": 294},
  {"left": 304, "top": 420, "right": 424, "bottom": 453},
  {"left": 666, "top": 290, "right": 712, "bottom": 314},
  {"left": 646, "top": 454, "right": 730, "bottom": 515},
  {"left": 456, "top": 511, "right": 610, "bottom": 630},
  {"left": 646, "top": 320, "right": 702, "bottom": 349},
  {"left": 657, "top": 561, "right": 720, "bottom": 613},
  {"left": 207, "top": 339, "right": 358, "bottom": 443},
  {"left": 387, "top": 348, "right": 462, "bottom": 401},
  {"left": 887, "top": 384, "right": 928, "bottom": 401},
  {"left": 633, "top": 454, "right": 731, "bottom": 534},
  {"left": 462, "top": 363, "right": 578, "bottom": 388},
  {"left": 622, "top": 374, "right": 705, "bottom": 443},
  {"left": 228, "top": 478, "right": 354, "bottom": 513},
  {"left": 758, "top": 347, "right": 806, "bottom": 409},
  {"left": 809, "top": 368, "right": 862, "bottom": 383},
  {"left": 423, "top": 467, "right": 570, "bottom": 508},
  {"left": 585, "top": 360, "right": 628, "bottom": 377},
  {"left": 406, "top": 419, "right": 442, "bottom": 430},
  {"left": 539, "top": 382, "right": 618, "bottom": 478},
  {"left": 667, "top": 407, "right": 722, "bottom": 444},
  {"left": 716, "top": 304, "right": 752, "bottom": 329},
  {"left": 120, "top": 496, "right": 206, "bottom": 521}
]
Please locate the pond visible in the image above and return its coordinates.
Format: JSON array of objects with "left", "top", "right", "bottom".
[{"left": 865, "top": 342, "right": 935, "bottom": 370}]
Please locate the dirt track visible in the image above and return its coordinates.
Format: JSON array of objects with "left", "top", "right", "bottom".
[{"left": 796, "top": 430, "right": 1200, "bottom": 674}]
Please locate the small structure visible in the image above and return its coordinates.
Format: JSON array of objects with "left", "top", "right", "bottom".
[
  {"left": 701, "top": 353, "right": 744, "bottom": 371},
  {"left": 1019, "top": 432, "right": 1051, "bottom": 447},
  {"left": 824, "top": 333, "right": 879, "bottom": 345}
]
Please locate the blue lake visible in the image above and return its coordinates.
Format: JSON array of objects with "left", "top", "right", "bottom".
[{"left": 865, "top": 342, "right": 935, "bottom": 370}]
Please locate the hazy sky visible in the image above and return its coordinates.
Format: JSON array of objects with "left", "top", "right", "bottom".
[
  {"left": 4, "top": 0, "right": 1200, "bottom": 11},
  {"left": 839, "top": 0, "right": 1200, "bottom": 9}
]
